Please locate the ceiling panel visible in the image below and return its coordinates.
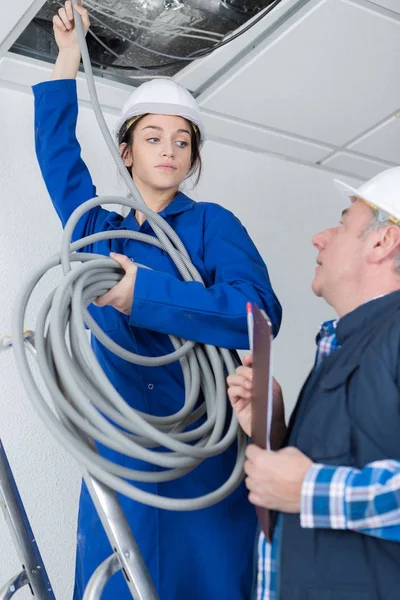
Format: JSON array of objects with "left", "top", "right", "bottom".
[
  {"left": 176, "top": 0, "right": 310, "bottom": 92},
  {"left": 0, "top": 0, "right": 45, "bottom": 60},
  {"left": 202, "top": 110, "right": 332, "bottom": 160},
  {"left": 321, "top": 151, "right": 392, "bottom": 178},
  {"left": 348, "top": 115, "right": 400, "bottom": 164},
  {"left": 367, "top": 0, "right": 400, "bottom": 15},
  {"left": 198, "top": 0, "right": 400, "bottom": 146}
]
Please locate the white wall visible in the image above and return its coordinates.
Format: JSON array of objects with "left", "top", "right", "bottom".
[
  {"left": 0, "top": 81, "right": 361, "bottom": 599},
  {"left": 191, "top": 145, "right": 354, "bottom": 411}
]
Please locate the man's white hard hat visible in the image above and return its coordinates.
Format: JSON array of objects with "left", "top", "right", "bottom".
[
  {"left": 334, "top": 167, "right": 400, "bottom": 224},
  {"left": 114, "top": 78, "right": 206, "bottom": 146}
]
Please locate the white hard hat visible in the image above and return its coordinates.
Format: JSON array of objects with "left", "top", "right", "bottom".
[
  {"left": 334, "top": 166, "right": 400, "bottom": 223},
  {"left": 114, "top": 79, "right": 206, "bottom": 146}
]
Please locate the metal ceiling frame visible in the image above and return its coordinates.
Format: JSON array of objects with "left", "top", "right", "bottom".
[
  {"left": 189, "top": 0, "right": 399, "bottom": 178},
  {"left": 179, "top": 0, "right": 318, "bottom": 94},
  {"left": 0, "top": 0, "right": 47, "bottom": 62}
]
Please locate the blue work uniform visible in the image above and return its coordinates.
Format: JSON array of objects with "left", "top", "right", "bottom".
[{"left": 33, "top": 79, "right": 282, "bottom": 600}]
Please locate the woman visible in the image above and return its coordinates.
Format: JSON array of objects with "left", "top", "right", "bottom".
[{"left": 33, "top": 2, "right": 282, "bottom": 598}]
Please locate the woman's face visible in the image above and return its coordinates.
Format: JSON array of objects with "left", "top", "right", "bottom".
[{"left": 120, "top": 113, "right": 193, "bottom": 192}]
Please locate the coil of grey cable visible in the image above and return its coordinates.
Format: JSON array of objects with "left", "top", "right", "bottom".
[{"left": 10, "top": 1, "right": 246, "bottom": 511}]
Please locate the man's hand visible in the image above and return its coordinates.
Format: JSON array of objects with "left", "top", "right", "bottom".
[
  {"left": 94, "top": 252, "right": 137, "bottom": 315},
  {"left": 244, "top": 445, "right": 313, "bottom": 513}
]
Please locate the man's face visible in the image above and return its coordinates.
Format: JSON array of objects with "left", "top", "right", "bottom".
[{"left": 311, "top": 199, "right": 373, "bottom": 304}]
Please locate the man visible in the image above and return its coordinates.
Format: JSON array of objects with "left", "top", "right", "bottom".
[{"left": 227, "top": 166, "right": 400, "bottom": 600}]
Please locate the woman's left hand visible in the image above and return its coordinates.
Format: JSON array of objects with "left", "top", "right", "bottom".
[{"left": 94, "top": 252, "right": 137, "bottom": 315}]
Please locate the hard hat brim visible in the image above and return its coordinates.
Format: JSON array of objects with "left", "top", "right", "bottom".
[
  {"left": 114, "top": 103, "right": 206, "bottom": 147},
  {"left": 333, "top": 177, "right": 394, "bottom": 219},
  {"left": 333, "top": 178, "right": 361, "bottom": 203}
]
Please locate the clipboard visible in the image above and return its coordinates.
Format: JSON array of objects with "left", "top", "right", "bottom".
[{"left": 250, "top": 303, "right": 273, "bottom": 541}]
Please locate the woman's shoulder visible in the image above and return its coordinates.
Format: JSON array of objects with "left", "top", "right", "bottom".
[{"left": 187, "top": 196, "right": 237, "bottom": 222}]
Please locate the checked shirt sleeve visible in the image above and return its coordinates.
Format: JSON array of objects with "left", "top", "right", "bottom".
[{"left": 300, "top": 461, "right": 400, "bottom": 541}]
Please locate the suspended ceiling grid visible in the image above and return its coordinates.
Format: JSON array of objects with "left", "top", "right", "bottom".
[
  {"left": 180, "top": 0, "right": 400, "bottom": 180},
  {"left": 0, "top": 0, "right": 398, "bottom": 180}
]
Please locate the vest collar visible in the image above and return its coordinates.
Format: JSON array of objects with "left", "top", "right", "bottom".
[{"left": 336, "top": 290, "right": 400, "bottom": 345}]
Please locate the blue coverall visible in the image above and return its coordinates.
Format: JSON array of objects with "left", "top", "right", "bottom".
[{"left": 33, "top": 79, "right": 282, "bottom": 600}]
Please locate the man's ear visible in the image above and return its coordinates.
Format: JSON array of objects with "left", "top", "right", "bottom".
[
  {"left": 119, "top": 142, "right": 133, "bottom": 168},
  {"left": 369, "top": 225, "right": 400, "bottom": 264}
]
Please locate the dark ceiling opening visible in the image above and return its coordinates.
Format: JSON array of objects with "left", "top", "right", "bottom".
[{"left": 10, "top": 0, "right": 280, "bottom": 79}]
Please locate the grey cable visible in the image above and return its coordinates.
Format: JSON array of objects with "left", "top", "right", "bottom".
[{"left": 11, "top": 2, "right": 246, "bottom": 511}]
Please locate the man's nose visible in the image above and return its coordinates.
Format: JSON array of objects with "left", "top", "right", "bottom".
[{"left": 312, "top": 228, "right": 331, "bottom": 250}]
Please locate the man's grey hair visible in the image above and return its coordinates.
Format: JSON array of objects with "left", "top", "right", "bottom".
[{"left": 361, "top": 206, "right": 400, "bottom": 274}]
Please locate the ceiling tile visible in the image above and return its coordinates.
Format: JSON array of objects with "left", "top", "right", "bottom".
[
  {"left": 348, "top": 115, "right": 400, "bottom": 165},
  {"left": 321, "top": 151, "right": 391, "bottom": 178},
  {"left": 367, "top": 0, "right": 400, "bottom": 15},
  {"left": 202, "top": 110, "right": 332, "bottom": 161},
  {"left": 199, "top": 0, "right": 400, "bottom": 146}
]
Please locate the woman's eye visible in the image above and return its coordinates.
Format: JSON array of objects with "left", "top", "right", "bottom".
[
  {"left": 176, "top": 141, "right": 188, "bottom": 148},
  {"left": 147, "top": 137, "right": 159, "bottom": 143}
]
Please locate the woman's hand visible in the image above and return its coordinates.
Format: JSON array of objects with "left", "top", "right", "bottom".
[
  {"left": 227, "top": 355, "right": 253, "bottom": 437},
  {"left": 94, "top": 253, "right": 138, "bottom": 315},
  {"left": 227, "top": 356, "right": 286, "bottom": 447},
  {"left": 53, "top": 0, "right": 90, "bottom": 50},
  {"left": 51, "top": 0, "right": 90, "bottom": 80}
]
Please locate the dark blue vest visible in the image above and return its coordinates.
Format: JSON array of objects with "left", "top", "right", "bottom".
[{"left": 279, "top": 291, "right": 400, "bottom": 600}]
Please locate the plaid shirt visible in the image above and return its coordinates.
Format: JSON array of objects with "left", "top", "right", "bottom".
[
  {"left": 257, "top": 318, "right": 400, "bottom": 599},
  {"left": 314, "top": 318, "right": 339, "bottom": 367}
]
